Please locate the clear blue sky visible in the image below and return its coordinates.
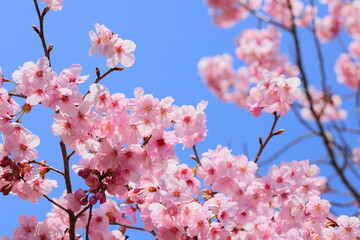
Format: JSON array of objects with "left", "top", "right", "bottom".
[{"left": 0, "top": 0, "right": 357, "bottom": 238}]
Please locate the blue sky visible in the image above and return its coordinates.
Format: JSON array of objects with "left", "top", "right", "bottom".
[{"left": 0, "top": 0, "right": 358, "bottom": 238}]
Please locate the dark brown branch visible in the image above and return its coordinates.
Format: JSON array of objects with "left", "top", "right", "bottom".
[
  {"left": 43, "top": 194, "right": 68, "bottom": 212},
  {"left": 356, "top": 83, "right": 360, "bottom": 127},
  {"left": 259, "top": 132, "right": 315, "bottom": 167},
  {"left": 9, "top": 93, "right": 27, "bottom": 99},
  {"left": 192, "top": 145, "right": 201, "bottom": 165},
  {"left": 286, "top": 0, "right": 360, "bottom": 204},
  {"left": 85, "top": 205, "right": 93, "bottom": 240},
  {"left": 112, "top": 222, "right": 156, "bottom": 236},
  {"left": 60, "top": 141, "right": 73, "bottom": 194},
  {"left": 83, "top": 67, "right": 124, "bottom": 99},
  {"left": 75, "top": 204, "right": 92, "bottom": 219},
  {"left": 254, "top": 113, "right": 281, "bottom": 163},
  {"left": 30, "top": 160, "right": 64, "bottom": 176},
  {"left": 32, "top": 2, "right": 77, "bottom": 239},
  {"left": 240, "top": 3, "right": 290, "bottom": 32},
  {"left": 292, "top": 104, "right": 317, "bottom": 133},
  {"left": 310, "top": 0, "right": 327, "bottom": 91},
  {"left": 32, "top": 0, "right": 51, "bottom": 65}
]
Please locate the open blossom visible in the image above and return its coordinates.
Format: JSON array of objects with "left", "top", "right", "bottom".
[
  {"left": 12, "top": 57, "right": 54, "bottom": 97},
  {"left": 11, "top": 173, "right": 58, "bottom": 203},
  {"left": 248, "top": 73, "right": 301, "bottom": 117},
  {"left": 305, "top": 196, "right": 331, "bottom": 220},
  {"left": 336, "top": 215, "right": 360, "bottom": 239},
  {"left": 41, "top": 0, "right": 63, "bottom": 11},
  {"left": 89, "top": 23, "right": 136, "bottom": 68},
  {"left": 89, "top": 23, "right": 116, "bottom": 57},
  {"left": 58, "top": 64, "right": 89, "bottom": 87},
  {"left": 11, "top": 215, "right": 38, "bottom": 240},
  {"left": 106, "top": 37, "right": 136, "bottom": 68},
  {"left": 174, "top": 100, "right": 207, "bottom": 148},
  {"left": 2, "top": 124, "right": 40, "bottom": 162}
]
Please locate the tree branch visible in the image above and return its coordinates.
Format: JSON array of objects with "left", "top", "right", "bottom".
[
  {"left": 286, "top": 0, "right": 360, "bottom": 204},
  {"left": 43, "top": 194, "right": 68, "bottom": 212},
  {"left": 112, "top": 222, "right": 156, "bottom": 236},
  {"left": 259, "top": 132, "right": 316, "bottom": 167},
  {"left": 85, "top": 205, "right": 93, "bottom": 240},
  {"left": 32, "top": 0, "right": 51, "bottom": 65},
  {"left": 83, "top": 67, "right": 124, "bottom": 99},
  {"left": 254, "top": 113, "right": 281, "bottom": 163},
  {"left": 30, "top": 160, "right": 64, "bottom": 176}
]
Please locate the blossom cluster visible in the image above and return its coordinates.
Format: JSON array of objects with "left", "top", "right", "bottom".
[
  {"left": 248, "top": 73, "right": 301, "bottom": 117},
  {"left": 299, "top": 87, "right": 347, "bottom": 122},
  {"left": 198, "top": 26, "right": 300, "bottom": 116},
  {"left": 1, "top": 1, "right": 360, "bottom": 239},
  {"left": 315, "top": 0, "right": 360, "bottom": 43},
  {"left": 205, "top": 0, "right": 261, "bottom": 28},
  {"left": 89, "top": 23, "right": 136, "bottom": 68},
  {"left": 0, "top": 21, "right": 208, "bottom": 237},
  {"left": 205, "top": 0, "right": 316, "bottom": 29}
]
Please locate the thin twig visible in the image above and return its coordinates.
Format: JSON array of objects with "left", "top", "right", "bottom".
[
  {"left": 32, "top": 2, "right": 77, "bottom": 239},
  {"left": 9, "top": 93, "right": 27, "bottom": 99},
  {"left": 83, "top": 67, "right": 124, "bottom": 99},
  {"left": 43, "top": 194, "right": 68, "bottom": 212},
  {"left": 259, "top": 132, "right": 315, "bottom": 167},
  {"left": 310, "top": 0, "right": 327, "bottom": 92},
  {"left": 75, "top": 204, "right": 92, "bottom": 219},
  {"left": 240, "top": 3, "right": 290, "bottom": 32},
  {"left": 30, "top": 160, "right": 64, "bottom": 176},
  {"left": 291, "top": 104, "right": 317, "bottom": 133},
  {"left": 254, "top": 113, "right": 281, "bottom": 163},
  {"left": 32, "top": 0, "right": 51, "bottom": 65},
  {"left": 112, "top": 222, "right": 156, "bottom": 236},
  {"left": 192, "top": 145, "right": 201, "bottom": 165}
]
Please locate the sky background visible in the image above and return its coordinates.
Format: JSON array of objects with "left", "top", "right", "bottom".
[{"left": 0, "top": 0, "right": 358, "bottom": 238}]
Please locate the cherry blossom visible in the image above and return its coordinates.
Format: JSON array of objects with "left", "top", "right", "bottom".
[
  {"left": 41, "top": 0, "right": 63, "bottom": 11},
  {"left": 2, "top": 1, "right": 360, "bottom": 239}
]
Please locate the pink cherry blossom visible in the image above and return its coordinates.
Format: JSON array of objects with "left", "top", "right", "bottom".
[
  {"left": 173, "top": 100, "right": 207, "bottom": 148},
  {"left": 305, "top": 196, "right": 331, "bottom": 220},
  {"left": 299, "top": 86, "right": 347, "bottom": 122},
  {"left": 106, "top": 38, "right": 136, "bottom": 68},
  {"left": 205, "top": 0, "right": 261, "bottom": 28},
  {"left": 12, "top": 57, "right": 53, "bottom": 97},
  {"left": 342, "top": 1, "right": 360, "bottom": 38},
  {"left": 336, "top": 215, "right": 360, "bottom": 239},
  {"left": 353, "top": 147, "right": 360, "bottom": 166},
  {"left": 41, "top": 0, "right": 63, "bottom": 11},
  {"left": 89, "top": 23, "right": 116, "bottom": 57},
  {"left": 349, "top": 40, "right": 360, "bottom": 59},
  {"left": 198, "top": 54, "right": 237, "bottom": 102},
  {"left": 11, "top": 215, "right": 38, "bottom": 240}
]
